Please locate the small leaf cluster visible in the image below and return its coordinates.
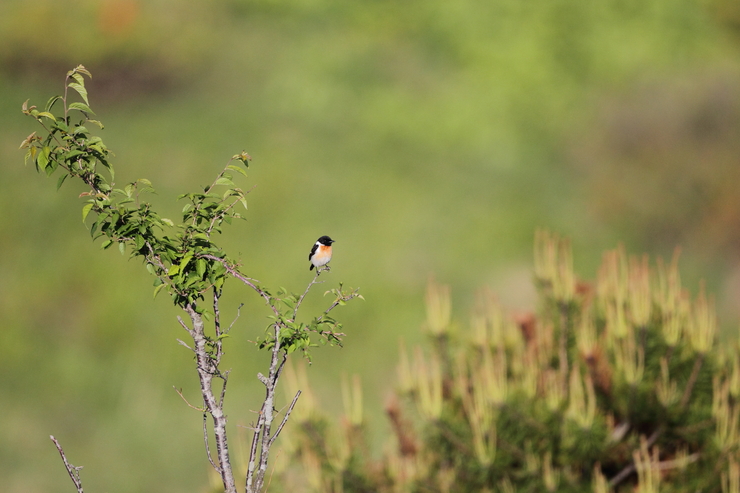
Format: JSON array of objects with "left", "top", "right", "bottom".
[
  {"left": 259, "top": 283, "right": 363, "bottom": 359},
  {"left": 20, "top": 65, "right": 252, "bottom": 312}
]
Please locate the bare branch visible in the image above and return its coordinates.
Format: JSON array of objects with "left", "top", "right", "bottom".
[
  {"left": 219, "top": 370, "right": 230, "bottom": 408},
  {"left": 184, "top": 303, "right": 237, "bottom": 493},
  {"left": 246, "top": 410, "right": 266, "bottom": 493},
  {"left": 269, "top": 390, "right": 301, "bottom": 447},
  {"left": 203, "top": 412, "right": 221, "bottom": 473},
  {"left": 213, "top": 288, "right": 225, "bottom": 366},
  {"left": 227, "top": 303, "right": 244, "bottom": 334},
  {"left": 173, "top": 386, "right": 206, "bottom": 412},
  {"left": 50, "top": 435, "right": 84, "bottom": 493},
  {"left": 177, "top": 315, "right": 194, "bottom": 336},
  {"left": 176, "top": 338, "right": 194, "bottom": 352},
  {"left": 292, "top": 270, "right": 323, "bottom": 321}
]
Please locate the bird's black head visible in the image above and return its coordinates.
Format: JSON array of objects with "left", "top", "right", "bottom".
[{"left": 317, "top": 235, "right": 335, "bottom": 245}]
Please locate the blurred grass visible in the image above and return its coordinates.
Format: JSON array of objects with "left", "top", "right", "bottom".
[{"left": 1, "top": 0, "right": 740, "bottom": 491}]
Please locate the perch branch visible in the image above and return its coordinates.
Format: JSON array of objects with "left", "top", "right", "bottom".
[{"left": 50, "top": 435, "right": 84, "bottom": 493}]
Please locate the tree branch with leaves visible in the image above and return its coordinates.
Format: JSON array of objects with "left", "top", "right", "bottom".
[{"left": 20, "top": 65, "right": 362, "bottom": 493}]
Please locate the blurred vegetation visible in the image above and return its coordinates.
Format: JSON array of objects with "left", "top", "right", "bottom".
[
  {"left": 2, "top": 0, "right": 740, "bottom": 491},
  {"left": 281, "top": 232, "right": 740, "bottom": 492}
]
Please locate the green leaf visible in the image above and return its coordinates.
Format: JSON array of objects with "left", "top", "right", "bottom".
[
  {"left": 56, "top": 173, "right": 69, "bottom": 191},
  {"left": 72, "top": 65, "right": 92, "bottom": 78},
  {"left": 119, "top": 242, "right": 126, "bottom": 255},
  {"left": 215, "top": 177, "right": 235, "bottom": 187},
  {"left": 45, "top": 95, "right": 62, "bottom": 112},
  {"left": 70, "top": 72, "right": 85, "bottom": 86},
  {"left": 153, "top": 282, "right": 166, "bottom": 299},
  {"left": 196, "top": 258, "right": 207, "bottom": 278},
  {"left": 81, "top": 203, "right": 94, "bottom": 223},
  {"left": 68, "top": 82, "right": 89, "bottom": 105},
  {"left": 226, "top": 164, "right": 248, "bottom": 178},
  {"left": 64, "top": 149, "right": 85, "bottom": 162},
  {"left": 36, "top": 111, "right": 56, "bottom": 120},
  {"left": 179, "top": 254, "right": 193, "bottom": 272},
  {"left": 160, "top": 218, "right": 174, "bottom": 227},
  {"left": 68, "top": 102, "right": 95, "bottom": 114},
  {"left": 36, "top": 146, "right": 50, "bottom": 171},
  {"left": 43, "top": 158, "right": 58, "bottom": 177},
  {"left": 100, "top": 239, "right": 113, "bottom": 249}
]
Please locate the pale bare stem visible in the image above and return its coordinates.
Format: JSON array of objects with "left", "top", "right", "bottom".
[
  {"left": 204, "top": 412, "right": 221, "bottom": 473},
  {"left": 220, "top": 370, "right": 230, "bottom": 408},
  {"left": 184, "top": 303, "right": 236, "bottom": 493},
  {"left": 255, "top": 325, "right": 284, "bottom": 492},
  {"left": 246, "top": 405, "right": 267, "bottom": 493},
  {"left": 213, "top": 288, "right": 224, "bottom": 366},
  {"left": 177, "top": 315, "right": 195, "bottom": 337},
  {"left": 50, "top": 435, "right": 84, "bottom": 493},
  {"left": 176, "top": 338, "right": 194, "bottom": 351},
  {"left": 174, "top": 387, "right": 206, "bottom": 412},
  {"left": 291, "top": 270, "right": 323, "bottom": 320},
  {"left": 228, "top": 303, "right": 244, "bottom": 333},
  {"left": 270, "top": 390, "right": 302, "bottom": 447},
  {"left": 246, "top": 323, "right": 293, "bottom": 493}
]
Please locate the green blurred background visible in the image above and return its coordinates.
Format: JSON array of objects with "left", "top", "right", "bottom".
[{"left": 2, "top": 0, "right": 740, "bottom": 491}]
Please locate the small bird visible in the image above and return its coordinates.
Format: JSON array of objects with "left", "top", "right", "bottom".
[{"left": 309, "top": 236, "right": 335, "bottom": 272}]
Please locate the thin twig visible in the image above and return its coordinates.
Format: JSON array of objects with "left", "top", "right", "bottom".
[
  {"left": 176, "top": 338, "right": 194, "bottom": 352},
  {"left": 203, "top": 412, "right": 221, "bottom": 473},
  {"left": 269, "top": 390, "right": 302, "bottom": 447},
  {"left": 213, "top": 288, "right": 224, "bottom": 366},
  {"left": 50, "top": 435, "right": 84, "bottom": 493},
  {"left": 173, "top": 387, "right": 206, "bottom": 412},
  {"left": 227, "top": 303, "right": 244, "bottom": 333},
  {"left": 219, "top": 370, "right": 230, "bottom": 408},
  {"left": 246, "top": 406, "right": 267, "bottom": 492},
  {"left": 177, "top": 315, "right": 194, "bottom": 336},
  {"left": 292, "top": 270, "right": 323, "bottom": 321}
]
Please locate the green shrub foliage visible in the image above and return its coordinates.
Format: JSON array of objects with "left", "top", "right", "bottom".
[{"left": 284, "top": 232, "right": 740, "bottom": 493}]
